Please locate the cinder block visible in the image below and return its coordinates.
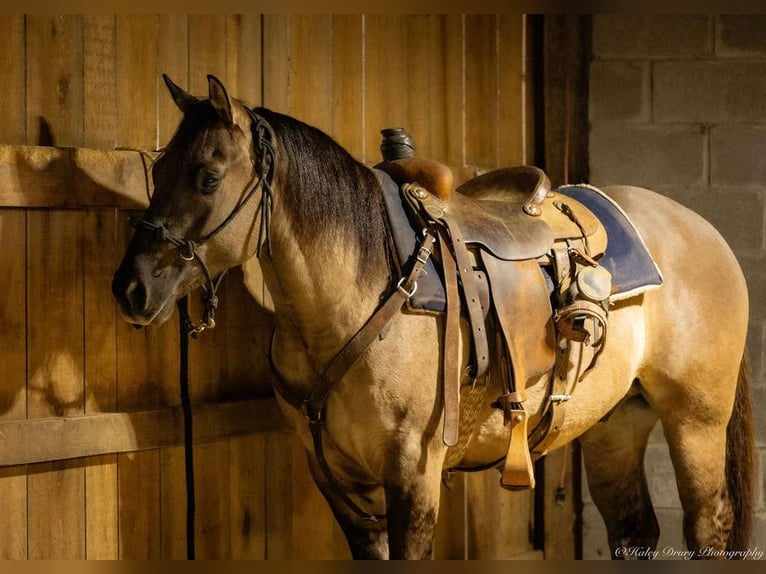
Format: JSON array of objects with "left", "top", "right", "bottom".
[
  {"left": 741, "top": 264, "right": 766, "bottom": 323},
  {"left": 654, "top": 61, "right": 766, "bottom": 122},
  {"left": 590, "top": 61, "right": 650, "bottom": 122},
  {"left": 653, "top": 508, "right": 686, "bottom": 558},
  {"left": 711, "top": 126, "right": 766, "bottom": 187},
  {"left": 650, "top": 187, "right": 764, "bottom": 258},
  {"left": 757, "top": 447, "right": 765, "bottom": 511},
  {"left": 581, "top": 503, "right": 609, "bottom": 559},
  {"left": 754, "top": 511, "right": 766, "bottom": 550},
  {"left": 581, "top": 504, "right": 688, "bottom": 560},
  {"left": 593, "top": 15, "right": 712, "bottom": 59},
  {"left": 645, "top": 444, "right": 681, "bottom": 508},
  {"left": 753, "top": 385, "right": 766, "bottom": 446},
  {"left": 717, "top": 15, "right": 766, "bottom": 57},
  {"left": 747, "top": 321, "right": 764, "bottom": 391},
  {"left": 590, "top": 125, "right": 706, "bottom": 188}
]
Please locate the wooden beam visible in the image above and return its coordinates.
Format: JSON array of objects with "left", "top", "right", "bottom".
[
  {"left": 0, "top": 398, "right": 289, "bottom": 467},
  {"left": 0, "top": 144, "right": 154, "bottom": 209}
]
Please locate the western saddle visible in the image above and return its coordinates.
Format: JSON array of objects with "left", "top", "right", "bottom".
[{"left": 376, "top": 153, "right": 611, "bottom": 490}]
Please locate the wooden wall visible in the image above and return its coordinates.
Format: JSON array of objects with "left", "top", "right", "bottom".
[{"left": 0, "top": 14, "right": 555, "bottom": 559}]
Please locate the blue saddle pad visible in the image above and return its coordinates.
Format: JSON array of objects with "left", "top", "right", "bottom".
[{"left": 557, "top": 184, "right": 663, "bottom": 300}]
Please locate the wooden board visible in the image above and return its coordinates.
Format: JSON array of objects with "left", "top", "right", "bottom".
[
  {"left": 26, "top": 15, "right": 84, "bottom": 147},
  {"left": 331, "top": 16, "right": 364, "bottom": 159},
  {"left": 26, "top": 210, "right": 86, "bottom": 559},
  {"left": 0, "top": 211, "right": 27, "bottom": 559},
  {"left": 0, "top": 14, "right": 28, "bottom": 560},
  {"left": 83, "top": 20, "right": 119, "bottom": 555}
]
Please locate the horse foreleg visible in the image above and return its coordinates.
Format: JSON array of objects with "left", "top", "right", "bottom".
[
  {"left": 304, "top": 450, "right": 390, "bottom": 559},
  {"left": 383, "top": 442, "right": 444, "bottom": 559},
  {"left": 579, "top": 391, "right": 660, "bottom": 559}
]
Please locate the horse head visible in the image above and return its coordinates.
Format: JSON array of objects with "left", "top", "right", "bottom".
[{"left": 112, "top": 74, "right": 273, "bottom": 329}]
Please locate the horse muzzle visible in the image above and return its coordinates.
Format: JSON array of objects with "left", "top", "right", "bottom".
[{"left": 112, "top": 254, "right": 179, "bottom": 327}]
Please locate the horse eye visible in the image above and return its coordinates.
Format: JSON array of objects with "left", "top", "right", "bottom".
[{"left": 201, "top": 174, "right": 220, "bottom": 193}]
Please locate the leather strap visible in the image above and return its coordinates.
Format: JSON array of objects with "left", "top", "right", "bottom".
[
  {"left": 438, "top": 231, "right": 460, "bottom": 447},
  {"left": 441, "top": 216, "right": 490, "bottom": 380},
  {"left": 304, "top": 232, "right": 436, "bottom": 419}
]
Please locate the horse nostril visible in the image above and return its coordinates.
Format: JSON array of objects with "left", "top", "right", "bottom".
[{"left": 125, "top": 278, "right": 148, "bottom": 311}]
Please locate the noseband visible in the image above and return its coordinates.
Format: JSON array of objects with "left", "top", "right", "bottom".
[{"left": 132, "top": 108, "right": 275, "bottom": 337}]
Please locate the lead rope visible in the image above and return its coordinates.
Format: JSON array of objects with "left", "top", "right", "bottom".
[{"left": 177, "top": 296, "right": 196, "bottom": 560}]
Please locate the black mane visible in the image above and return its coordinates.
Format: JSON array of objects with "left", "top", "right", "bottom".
[{"left": 254, "top": 108, "right": 387, "bottom": 276}]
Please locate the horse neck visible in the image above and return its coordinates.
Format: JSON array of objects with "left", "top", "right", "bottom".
[{"left": 262, "top": 163, "right": 390, "bottom": 371}]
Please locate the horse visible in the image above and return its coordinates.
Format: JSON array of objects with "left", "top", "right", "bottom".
[{"left": 111, "top": 74, "right": 754, "bottom": 560}]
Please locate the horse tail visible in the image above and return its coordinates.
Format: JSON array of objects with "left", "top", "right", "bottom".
[{"left": 725, "top": 348, "right": 755, "bottom": 552}]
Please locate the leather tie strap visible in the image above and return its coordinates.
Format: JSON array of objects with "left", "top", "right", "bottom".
[
  {"left": 438, "top": 231, "right": 460, "bottom": 447},
  {"left": 440, "top": 216, "right": 490, "bottom": 380}
]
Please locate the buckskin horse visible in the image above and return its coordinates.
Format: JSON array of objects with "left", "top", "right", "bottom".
[{"left": 112, "top": 75, "right": 754, "bottom": 560}]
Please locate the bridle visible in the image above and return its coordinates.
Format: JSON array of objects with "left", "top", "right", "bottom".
[{"left": 131, "top": 108, "right": 276, "bottom": 337}]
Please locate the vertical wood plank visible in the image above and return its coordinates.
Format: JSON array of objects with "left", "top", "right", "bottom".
[
  {"left": 189, "top": 15, "right": 227, "bottom": 96},
  {"left": 264, "top": 432, "right": 293, "bottom": 559},
  {"left": 331, "top": 15, "right": 364, "bottom": 160},
  {"left": 26, "top": 15, "right": 84, "bottom": 147},
  {"left": 225, "top": 15, "right": 262, "bottom": 108},
  {"left": 83, "top": 15, "right": 117, "bottom": 150},
  {"left": 464, "top": 15, "right": 498, "bottom": 169},
  {"left": 0, "top": 14, "right": 27, "bottom": 561},
  {"left": 288, "top": 15, "right": 333, "bottom": 134},
  {"left": 82, "top": 210, "right": 119, "bottom": 559},
  {"left": 115, "top": 16, "right": 164, "bottom": 559},
  {"left": 444, "top": 15, "right": 465, "bottom": 167},
  {"left": 497, "top": 14, "right": 526, "bottom": 167},
  {"left": 116, "top": 15, "right": 158, "bottom": 150},
  {"left": 25, "top": 15, "right": 86, "bottom": 559},
  {"left": 543, "top": 446, "right": 577, "bottom": 559},
  {"left": 290, "top": 438, "right": 349, "bottom": 559},
  {"left": 465, "top": 471, "right": 534, "bottom": 558},
  {"left": 229, "top": 434, "right": 266, "bottom": 559},
  {"left": 433, "top": 475, "right": 467, "bottom": 559},
  {"left": 26, "top": 211, "right": 86, "bottom": 559},
  {"left": 262, "top": 15, "right": 289, "bottom": 113},
  {"left": 425, "top": 15, "right": 449, "bottom": 164},
  {"left": 0, "top": 211, "right": 27, "bottom": 559},
  {"left": 0, "top": 15, "right": 27, "bottom": 144},
  {"left": 158, "top": 15, "right": 188, "bottom": 145},
  {"left": 402, "top": 15, "right": 433, "bottom": 158},
  {"left": 82, "top": 15, "right": 119, "bottom": 559},
  {"left": 363, "top": 15, "right": 408, "bottom": 163}
]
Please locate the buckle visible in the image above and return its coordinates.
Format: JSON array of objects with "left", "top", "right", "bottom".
[{"left": 397, "top": 277, "right": 418, "bottom": 298}]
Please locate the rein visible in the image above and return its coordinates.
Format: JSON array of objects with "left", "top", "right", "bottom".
[{"left": 132, "top": 108, "right": 275, "bottom": 337}]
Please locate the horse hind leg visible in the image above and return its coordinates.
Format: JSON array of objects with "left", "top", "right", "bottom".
[
  {"left": 579, "top": 389, "right": 661, "bottom": 559},
  {"left": 657, "top": 353, "right": 755, "bottom": 559}
]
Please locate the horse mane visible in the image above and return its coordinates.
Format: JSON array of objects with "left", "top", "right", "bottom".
[{"left": 254, "top": 108, "right": 387, "bottom": 277}]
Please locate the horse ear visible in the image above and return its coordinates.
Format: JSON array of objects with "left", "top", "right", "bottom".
[
  {"left": 207, "top": 74, "right": 233, "bottom": 124},
  {"left": 162, "top": 74, "right": 198, "bottom": 113}
]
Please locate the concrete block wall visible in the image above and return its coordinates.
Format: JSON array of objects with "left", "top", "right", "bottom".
[{"left": 586, "top": 15, "right": 766, "bottom": 558}]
